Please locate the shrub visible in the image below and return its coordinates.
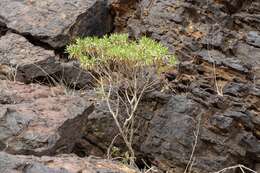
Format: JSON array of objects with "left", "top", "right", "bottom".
[
  {"left": 67, "top": 33, "right": 175, "bottom": 71},
  {"left": 66, "top": 33, "right": 176, "bottom": 165}
]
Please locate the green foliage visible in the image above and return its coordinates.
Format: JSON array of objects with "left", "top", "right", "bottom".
[
  {"left": 66, "top": 33, "right": 176, "bottom": 70},
  {"left": 66, "top": 34, "right": 176, "bottom": 165}
]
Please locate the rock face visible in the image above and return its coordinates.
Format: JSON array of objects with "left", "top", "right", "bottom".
[
  {"left": 76, "top": 0, "right": 260, "bottom": 172},
  {"left": 73, "top": 99, "right": 126, "bottom": 158},
  {"left": 0, "top": 0, "right": 259, "bottom": 172},
  {"left": 0, "top": 33, "right": 93, "bottom": 88},
  {"left": 0, "top": 33, "right": 60, "bottom": 82},
  {"left": 140, "top": 96, "right": 199, "bottom": 171},
  {"left": 0, "top": 0, "right": 112, "bottom": 48},
  {"left": 138, "top": 62, "right": 260, "bottom": 172},
  {"left": 127, "top": 0, "right": 260, "bottom": 84},
  {"left": 0, "top": 152, "right": 135, "bottom": 173},
  {"left": 0, "top": 80, "right": 94, "bottom": 155}
]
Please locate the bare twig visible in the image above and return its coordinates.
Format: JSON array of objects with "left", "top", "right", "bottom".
[
  {"left": 212, "top": 164, "right": 257, "bottom": 173},
  {"left": 107, "top": 133, "right": 120, "bottom": 159},
  {"left": 184, "top": 114, "right": 202, "bottom": 173},
  {"left": 95, "top": 64, "right": 159, "bottom": 165}
]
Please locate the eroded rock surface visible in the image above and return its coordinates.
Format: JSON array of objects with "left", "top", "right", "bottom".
[
  {"left": 0, "top": 80, "right": 94, "bottom": 155},
  {"left": 139, "top": 60, "right": 260, "bottom": 172},
  {"left": 75, "top": 0, "right": 260, "bottom": 172},
  {"left": 0, "top": 0, "right": 259, "bottom": 172},
  {"left": 0, "top": 33, "right": 60, "bottom": 82},
  {"left": 0, "top": 33, "right": 93, "bottom": 88},
  {"left": 0, "top": 152, "right": 135, "bottom": 173},
  {"left": 0, "top": 0, "right": 112, "bottom": 48},
  {"left": 69, "top": 62, "right": 260, "bottom": 172},
  {"left": 127, "top": 0, "right": 260, "bottom": 84}
]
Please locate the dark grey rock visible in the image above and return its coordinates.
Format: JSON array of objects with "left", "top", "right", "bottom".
[
  {"left": 224, "top": 110, "right": 254, "bottom": 129},
  {"left": 0, "top": 33, "right": 61, "bottom": 82},
  {"left": 118, "top": 0, "right": 260, "bottom": 172},
  {"left": 127, "top": 0, "right": 260, "bottom": 81},
  {"left": 0, "top": 33, "right": 94, "bottom": 88},
  {"left": 0, "top": 0, "right": 112, "bottom": 48},
  {"left": 247, "top": 31, "right": 260, "bottom": 48},
  {"left": 210, "top": 114, "right": 234, "bottom": 132},
  {"left": 141, "top": 96, "right": 199, "bottom": 171},
  {"left": 73, "top": 98, "right": 125, "bottom": 157},
  {"left": 234, "top": 42, "right": 260, "bottom": 84},
  {"left": 0, "top": 0, "right": 258, "bottom": 173},
  {"left": 223, "top": 82, "right": 250, "bottom": 97},
  {"left": 59, "top": 61, "right": 94, "bottom": 89},
  {"left": 234, "top": 43, "right": 260, "bottom": 68},
  {"left": 122, "top": 0, "right": 260, "bottom": 172},
  {"left": 233, "top": 1, "right": 260, "bottom": 31},
  {"left": 196, "top": 50, "right": 250, "bottom": 74},
  {"left": 239, "top": 132, "right": 260, "bottom": 162}
]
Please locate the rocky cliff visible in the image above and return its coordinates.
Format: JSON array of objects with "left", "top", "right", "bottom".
[{"left": 0, "top": 0, "right": 259, "bottom": 172}]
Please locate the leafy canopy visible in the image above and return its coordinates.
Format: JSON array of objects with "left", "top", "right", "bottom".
[{"left": 66, "top": 33, "right": 176, "bottom": 70}]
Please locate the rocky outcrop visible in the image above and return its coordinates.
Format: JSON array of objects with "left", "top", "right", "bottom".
[
  {"left": 0, "top": 33, "right": 93, "bottom": 88},
  {"left": 75, "top": 0, "right": 260, "bottom": 172},
  {"left": 0, "top": 0, "right": 112, "bottom": 48},
  {"left": 0, "top": 0, "right": 259, "bottom": 172},
  {"left": 123, "top": 0, "right": 260, "bottom": 169},
  {"left": 0, "top": 0, "right": 111, "bottom": 87},
  {"left": 127, "top": 0, "right": 260, "bottom": 84},
  {"left": 139, "top": 60, "right": 260, "bottom": 172},
  {"left": 71, "top": 71, "right": 260, "bottom": 172},
  {"left": 0, "top": 152, "right": 136, "bottom": 173},
  {"left": 0, "top": 80, "right": 94, "bottom": 155},
  {"left": 0, "top": 33, "right": 60, "bottom": 82}
]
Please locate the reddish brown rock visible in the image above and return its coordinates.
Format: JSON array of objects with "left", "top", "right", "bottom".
[
  {"left": 0, "top": 80, "right": 94, "bottom": 155},
  {"left": 0, "top": 152, "right": 136, "bottom": 173}
]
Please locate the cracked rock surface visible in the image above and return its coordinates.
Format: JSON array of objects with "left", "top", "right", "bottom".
[
  {"left": 0, "top": 0, "right": 112, "bottom": 48},
  {"left": 127, "top": 0, "right": 260, "bottom": 84},
  {"left": 0, "top": 33, "right": 60, "bottom": 82},
  {"left": 0, "top": 33, "right": 93, "bottom": 87},
  {"left": 0, "top": 80, "right": 94, "bottom": 155},
  {"left": 0, "top": 0, "right": 260, "bottom": 172}
]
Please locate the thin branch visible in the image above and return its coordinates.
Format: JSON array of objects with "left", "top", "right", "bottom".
[
  {"left": 107, "top": 133, "right": 120, "bottom": 159},
  {"left": 184, "top": 114, "right": 202, "bottom": 173},
  {"left": 212, "top": 164, "right": 257, "bottom": 173}
]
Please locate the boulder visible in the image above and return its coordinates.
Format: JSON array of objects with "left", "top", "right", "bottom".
[
  {"left": 0, "top": 0, "right": 112, "bottom": 48},
  {"left": 73, "top": 99, "right": 125, "bottom": 158},
  {"left": 0, "top": 33, "right": 93, "bottom": 88},
  {"left": 0, "top": 80, "right": 94, "bottom": 155},
  {"left": 0, "top": 33, "right": 60, "bottom": 82},
  {"left": 59, "top": 61, "right": 94, "bottom": 89},
  {"left": 0, "top": 152, "right": 136, "bottom": 173}
]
